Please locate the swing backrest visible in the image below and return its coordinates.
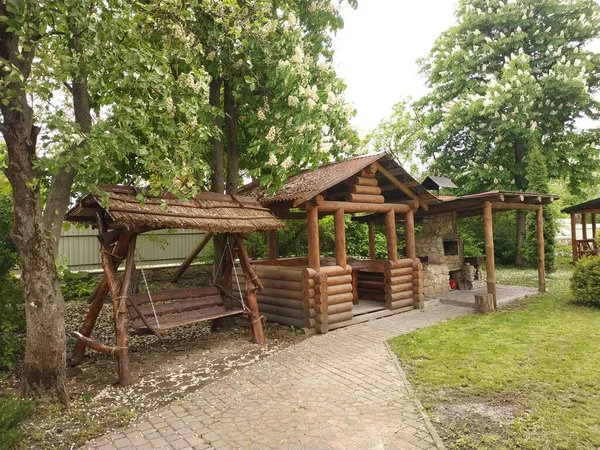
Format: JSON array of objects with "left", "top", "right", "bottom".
[{"left": 128, "top": 286, "right": 243, "bottom": 333}]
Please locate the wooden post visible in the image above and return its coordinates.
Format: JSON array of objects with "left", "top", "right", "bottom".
[
  {"left": 483, "top": 201, "right": 497, "bottom": 309},
  {"left": 537, "top": 206, "right": 546, "bottom": 293},
  {"left": 368, "top": 221, "right": 376, "bottom": 259},
  {"left": 405, "top": 209, "right": 416, "bottom": 260},
  {"left": 70, "top": 232, "right": 134, "bottom": 366},
  {"left": 571, "top": 213, "right": 578, "bottom": 262},
  {"left": 245, "top": 281, "right": 266, "bottom": 344},
  {"left": 334, "top": 209, "right": 346, "bottom": 267},
  {"left": 592, "top": 213, "right": 597, "bottom": 241},
  {"left": 582, "top": 213, "right": 587, "bottom": 240},
  {"left": 385, "top": 209, "right": 397, "bottom": 262},
  {"left": 267, "top": 229, "right": 278, "bottom": 261},
  {"left": 172, "top": 232, "right": 214, "bottom": 283},
  {"left": 307, "top": 206, "right": 320, "bottom": 270}
]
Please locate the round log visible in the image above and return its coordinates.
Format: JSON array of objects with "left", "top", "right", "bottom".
[
  {"left": 258, "top": 303, "right": 315, "bottom": 320},
  {"left": 262, "top": 312, "right": 315, "bottom": 330},
  {"left": 385, "top": 291, "right": 414, "bottom": 302},
  {"left": 329, "top": 302, "right": 353, "bottom": 314},
  {"left": 327, "top": 283, "right": 353, "bottom": 296},
  {"left": 301, "top": 278, "right": 316, "bottom": 288},
  {"left": 357, "top": 280, "right": 385, "bottom": 290},
  {"left": 327, "top": 292, "right": 354, "bottom": 305},
  {"left": 315, "top": 322, "right": 329, "bottom": 334},
  {"left": 384, "top": 259, "right": 414, "bottom": 270},
  {"left": 388, "top": 299, "right": 414, "bottom": 310},
  {"left": 351, "top": 176, "right": 379, "bottom": 187},
  {"left": 256, "top": 295, "right": 304, "bottom": 310},
  {"left": 328, "top": 310, "right": 354, "bottom": 324},
  {"left": 256, "top": 268, "right": 303, "bottom": 282},
  {"left": 315, "top": 313, "right": 328, "bottom": 324},
  {"left": 319, "top": 265, "right": 352, "bottom": 276},
  {"left": 302, "top": 297, "right": 316, "bottom": 309},
  {"left": 261, "top": 287, "right": 304, "bottom": 300},
  {"left": 385, "top": 282, "right": 414, "bottom": 294},
  {"left": 384, "top": 267, "right": 413, "bottom": 278},
  {"left": 262, "top": 279, "right": 303, "bottom": 291},
  {"left": 350, "top": 185, "right": 382, "bottom": 195},
  {"left": 301, "top": 288, "right": 316, "bottom": 298},
  {"left": 346, "top": 193, "right": 385, "bottom": 204},
  {"left": 475, "top": 294, "right": 494, "bottom": 313},
  {"left": 302, "top": 267, "right": 317, "bottom": 279},
  {"left": 314, "top": 272, "right": 328, "bottom": 284},
  {"left": 315, "top": 293, "right": 328, "bottom": 304},
  {"left": 326, "top": 274, "right": 352, "bottom": 286},
  {"left": 314, "top": 282, "right": 328, "bottom": 294},
  {"left": 387, "top": 274, "right": 414, "bottom": 285}
]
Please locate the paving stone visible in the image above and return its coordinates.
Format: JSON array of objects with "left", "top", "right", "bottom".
[{"left": 83, "top": 304, "right": 468, "bottom": 450}]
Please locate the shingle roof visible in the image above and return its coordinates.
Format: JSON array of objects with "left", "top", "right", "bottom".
[{"left": 561, "top": 197, "right": 600, "bottom": 214}]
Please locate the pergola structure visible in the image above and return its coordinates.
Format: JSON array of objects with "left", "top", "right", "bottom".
[
  {"left": 355, "top": 190, "right": 558, "bottom": 307},
  {"left": 65, "top": 184, "right": 281, "bottom": 385},
  {"left": 561, "top": 198, "right": 600, "bottom": 262}
]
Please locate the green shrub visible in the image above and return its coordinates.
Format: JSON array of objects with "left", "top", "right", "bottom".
[
  {"left": 0, "top": 275, "right": 25, "bottom": 372},
  {"left": 59, "top": 271, "right": 98, "bottom": 302},
  {"left": 0, "top": 397, "right": 35, "bottom": 449},
  {"left": 570, "top": 255, "right": 600, "bottom": 306}
]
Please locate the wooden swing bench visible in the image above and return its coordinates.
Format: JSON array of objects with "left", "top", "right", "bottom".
[
  {"left": 65, "top": 185, "right": 282, "bottom": 386},
  {"left": 127, "top": 286, "right": 244, "bottom": 336}
]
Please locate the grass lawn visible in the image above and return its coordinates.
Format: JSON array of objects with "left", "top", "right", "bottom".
[{"left": 389, "top": 265, "right": 600, "bottom": 450}]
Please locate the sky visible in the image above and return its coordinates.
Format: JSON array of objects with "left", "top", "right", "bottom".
[{"left": 332, "top": 0, "right": 459, "bottom": 135}]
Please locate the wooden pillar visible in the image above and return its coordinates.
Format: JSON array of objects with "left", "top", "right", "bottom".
[
  {"left": 334, "top": 209, "right": 346, "bottom": 267},
  {"left": 245, "top": 281, "right": 266, "bottom": 344},
  {"left": 483, "top": 201, "right": 497, "bottom": 309},
  {"left": 267, "top": 229, "right": 278, "bottom": 261},
  {"left": 405, "top": 209, "right": 416, "bottom": 260},
  {"left": 537, "top": 206, "right": 546, "bottom": 293},
  {"left": 385, "top": 209, "right": 398, "bottom": 262},
  {"left": 582, "top": 213, "right": 587, "bottom": 240},
  {"left": 368, "top": 222, "right": 376, "bottom": 259},
  {"left": 307, "top": 206, "right": 320, "bottom": 270},
  {"left": 592, "top": 214, "right": 597, "bottom": 240},
  {"left": 172, "top": 232, "right": 213, "bottom": 283},
  {"left": 571, "top": 213, "right": 578, "bottom": 262}
]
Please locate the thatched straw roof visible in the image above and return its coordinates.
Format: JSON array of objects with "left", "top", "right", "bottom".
[{"left": 65, "top": 185, "right": 283, "bottom": 233}]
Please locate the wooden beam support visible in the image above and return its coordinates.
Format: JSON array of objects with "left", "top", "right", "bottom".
[
  {"left": 571, "top": 213, "right": 578, "bottom": 262},
  {"left": 316, "top": 201, "right": 411, "bottom": 214},
  {"left": 582, "top": 213, "right": 588, "bottom": 240},
  {"left": 267, "top": 229, "right": 278, "bottom": 260},
  {"left": 374, "top": 162, "right": 428, "bottom": 211},
  {"left": 537, "top": 206, "right": 546, "bottom": 293},
  {"left": 405, "top": 209, "right": 416, "bottom": 260},
  {"left": 524, "top": 196, "right": 542, "bottom": 204},
  {"left": 233, "top": 234, "right": 264, "bottom": 292},
  {"left": 334, "top": 209, "right": 346, "bottom": 267},
  {"left": 172, "top": 232, "right": 214, "bottom": 283},
  {"left": 483, "top": 201, "right": 497, "bottom": 309},
  {"left": 593, "top": 213, "right": 597, "bottom": 241},
  {"left": 307, "top": 207, "right": 320, "bottom": 270},
  {"left": 71, "top": 332, "right": 124, "bottom": 356},
  {"left": 385, "top": 209, "right": 398, "bottom": 262},
  {"left": 490, "top": 202, "right": 541, "bottom": 212},
  {"left": 368, "top": 222, "right": 376, "bottom": 260}
]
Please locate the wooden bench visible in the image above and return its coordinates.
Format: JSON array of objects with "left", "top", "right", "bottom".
[{"left": 127, "top": 286, "right": 244, "bottom": 335}]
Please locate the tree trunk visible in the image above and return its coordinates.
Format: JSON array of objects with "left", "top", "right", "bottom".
[
  {"left": 514, "top": 142, "right": 527, "bottom": 267},
  {"left": 209, "top": 77, "right": 224, "bottom": 194},
  {"left": 224, "top": 79, "right": 239, "bottom": 195}
]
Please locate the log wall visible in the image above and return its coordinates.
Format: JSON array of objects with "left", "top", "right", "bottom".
[{"left": 356, "top": 258, "right": 417, "bottom": 310}]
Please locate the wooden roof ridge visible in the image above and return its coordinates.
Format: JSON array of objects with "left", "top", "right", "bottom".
[
  {"left": 65, "top": 184, "right": 283, "bottom": 233},
  {"left": 239, "top": 152, "right": 440, "bottom": 209}
]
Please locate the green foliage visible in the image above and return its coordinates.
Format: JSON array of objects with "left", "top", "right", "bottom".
[
  {"left": 458, "top": 214, "right": 517, "bottom": 265},
  {"left": 523, "top": 145, "right": 557, "bottom": 271},
  {"left": 0, "top": 397, "right": 35, "bottom": 450},
  {"left": 0, "top": 192, "right": 23, "bottom": 372},
  {"left": 364, "top": 99, "right": 424, "bottom": 178},
  {"left": 417, "top": 0, "right": 600, "bottom": 194},
  {"left": 59, "top": 271, "right": 98, "bottom": 302},
  {"left": 570, "top": 255, "right": 600, "bottom": 306}
]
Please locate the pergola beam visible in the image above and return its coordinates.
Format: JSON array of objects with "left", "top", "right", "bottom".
[{"left": 374, "top": 162, "right": 429, "bottom": 211}]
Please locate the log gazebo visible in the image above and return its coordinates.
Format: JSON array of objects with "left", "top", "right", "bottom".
[
  {"left": 65, "top": 184, "right": 282, "bottom": 385},
  {"left": 561, "top": 197, "right": 600, "bottom": 261},
  {"left": 236, "top": 152, "right": 440, "bottom": 333}
]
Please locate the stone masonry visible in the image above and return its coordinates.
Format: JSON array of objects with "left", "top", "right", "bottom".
[{"left": 84, "top": 304, "right": 469, "bottom": 450}]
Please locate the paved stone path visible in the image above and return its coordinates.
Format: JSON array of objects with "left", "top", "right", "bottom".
[{"left": 86, "top": 304, "right": 468, "bottom": 450}]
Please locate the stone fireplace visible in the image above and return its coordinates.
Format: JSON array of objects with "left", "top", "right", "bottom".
[{"left": 415, "top": 213, "right": 485, "bottom": 296}]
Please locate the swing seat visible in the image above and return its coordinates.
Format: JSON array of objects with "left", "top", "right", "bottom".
[{"left": 128, "top": 287, "right": 244, "bottom": 334}]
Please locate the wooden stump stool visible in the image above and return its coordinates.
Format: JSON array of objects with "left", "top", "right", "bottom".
[{"left": 475, "top": 293, "right": 494, "bottom": 313}]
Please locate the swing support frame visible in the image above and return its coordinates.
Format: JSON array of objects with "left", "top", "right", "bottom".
[{"left": 69, "top": 216, "right": 268, "bottom": 387}]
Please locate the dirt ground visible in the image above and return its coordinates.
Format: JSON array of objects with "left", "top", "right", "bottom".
[{"left": 3, "top": 266, "right": 305, "bottom": 449}]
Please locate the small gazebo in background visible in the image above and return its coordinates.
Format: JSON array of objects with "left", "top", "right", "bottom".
[{"left": 562, "top": 198, "right": 600, "bottom": 262}]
